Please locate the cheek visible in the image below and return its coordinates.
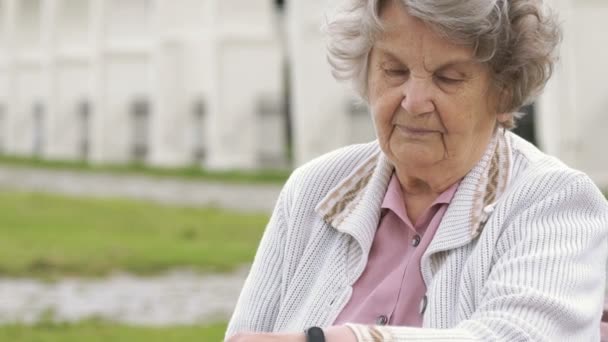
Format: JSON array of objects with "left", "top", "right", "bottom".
[
  {"left": 438, "top": 95, "right": 488, "bottom": 135},
  {"left": 370, "top": 88, "right": 403, "bottom": 138},
  {"left": 437, "top": 96, "right": 497, "bottom": 153}
]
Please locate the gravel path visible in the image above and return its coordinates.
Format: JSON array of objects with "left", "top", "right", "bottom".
[
  {"left": 0, "top": 268, "right": 249, "bottom": 326},
  {"left": 0, "top": 166, "right": 282, "bottom": 212}
]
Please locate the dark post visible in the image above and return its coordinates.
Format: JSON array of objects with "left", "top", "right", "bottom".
[
  {"left": 130, "top": 98, "right": 150, "bottom": 163},
  {"left": 192, "top": 98, "right": 206, "bottom": 164},
  {"left": 32, "top": 101, "right": 45, "bottom": 157},
  {"left": 77, "top": 100, "right": 91, "bottom": 160}
]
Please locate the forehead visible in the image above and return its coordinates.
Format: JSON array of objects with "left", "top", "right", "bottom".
[{"left": 375, "top": 0, "right": 475, "bottom": 67}]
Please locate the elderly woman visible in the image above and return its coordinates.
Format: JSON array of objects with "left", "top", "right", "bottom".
[{"left": 226, "top": 0, "right": 608, "bottom": 341}]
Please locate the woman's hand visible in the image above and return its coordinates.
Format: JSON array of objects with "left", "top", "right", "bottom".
[{"left": 226, "top": 332, "right": 306, "bottom": 342}]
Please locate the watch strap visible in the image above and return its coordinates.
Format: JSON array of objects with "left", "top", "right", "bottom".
[{"left": 305, "top": 326, "right": 326, "bottom": 342}]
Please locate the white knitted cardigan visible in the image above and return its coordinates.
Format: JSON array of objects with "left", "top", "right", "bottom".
[{"left": 226, "top": 131, "right": 608, "bottom": 341}]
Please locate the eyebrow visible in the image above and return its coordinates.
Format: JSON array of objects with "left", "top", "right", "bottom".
[
  {"left": 433, "top": 59, "right": 477, "bottom": 71},
  {"left": 375, "top": 45, "right": 477, "bottom": 71}
]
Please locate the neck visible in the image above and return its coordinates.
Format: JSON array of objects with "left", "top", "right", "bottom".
[{"left": 394, "top": 162, "right": 464, "bottom": 198}]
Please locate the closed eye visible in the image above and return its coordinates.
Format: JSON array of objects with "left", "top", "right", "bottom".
[
  {"left": 435, "top": 75, "right": 463, "bottom": 85},
  {"left": 383, "top": 68, "right": 409, "bottom": 78}
]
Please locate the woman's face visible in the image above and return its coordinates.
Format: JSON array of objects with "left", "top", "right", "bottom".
[{"left": 368, "top": 1, "right": 505, "bottom": 176}]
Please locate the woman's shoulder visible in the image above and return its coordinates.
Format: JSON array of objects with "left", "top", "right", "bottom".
[
  {"left": 509, "top": 132, "right": 587, "bottom": 184},
  {"left": 281, "top": 140, "right": 381, "bottom": 208},
  {"left": 505, "top": 132, "right": 607, "bottom": 216}
]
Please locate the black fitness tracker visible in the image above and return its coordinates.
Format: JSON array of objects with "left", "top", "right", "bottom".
[{"left": 305, "top": 326, "right": 326, "bottom": 342}]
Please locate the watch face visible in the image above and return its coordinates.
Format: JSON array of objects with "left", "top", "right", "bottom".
[{"left": 306, "top": 326, "right": 325, "bottom": 342}]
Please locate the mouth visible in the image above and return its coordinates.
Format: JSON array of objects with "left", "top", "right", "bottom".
[{"left": 395, "top": 125, "right": 438, "bottom": 137}]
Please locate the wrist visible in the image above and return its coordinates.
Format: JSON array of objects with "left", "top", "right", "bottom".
[{"left": 323, "top": 325, "right": 358, "bottom": 342}]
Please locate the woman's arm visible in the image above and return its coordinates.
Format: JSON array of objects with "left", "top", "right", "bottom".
[
  {"left": 225, "top": 188, "right": 290, "bottom": 340},
  {"left": 226, "top": 326, "right": 358, "bottom": 342}
]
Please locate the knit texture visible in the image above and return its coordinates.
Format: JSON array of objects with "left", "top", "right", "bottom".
[{"left": 226, "top": 132, "right": 608, "bottom": 341}]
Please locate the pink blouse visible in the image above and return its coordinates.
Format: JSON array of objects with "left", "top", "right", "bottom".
[{"left": 333, "top": 173, "right": 459, "bottom": 327}]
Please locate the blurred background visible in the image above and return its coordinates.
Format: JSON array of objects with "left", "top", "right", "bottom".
[{"left": 0, "top": 0, "right": 606, "bottom": 341}]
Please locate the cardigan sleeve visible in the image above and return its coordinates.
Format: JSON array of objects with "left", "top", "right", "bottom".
[
  {"left": 224, "top": 187, "right": 289, "bottom": 340},
  {"left": 347, "top": 174, "right": 608, "bottom": 341}
]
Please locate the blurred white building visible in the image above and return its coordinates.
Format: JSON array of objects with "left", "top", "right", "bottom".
[
  {"left": 537, "top": 0, "right": 608, "bottom": 188},
  {"left": 0, "top": 0, "right": 606, "bottom": 187},
  {"left": 0, "top": 0, "right": 286, "bottom": 170}
]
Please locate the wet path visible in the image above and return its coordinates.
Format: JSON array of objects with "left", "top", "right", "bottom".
[
  {"left": 0, "top": 268, "right": 249, "bottom": 325},
  {"left": 0, "top": 166, "right": 282, "bottom": 213}
]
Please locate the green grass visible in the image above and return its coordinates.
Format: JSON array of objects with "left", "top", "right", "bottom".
[
  {"left": 0, "top": 191, "right": 268, "bottom": 278},
  {"left": 0, "top": 154, "right": 290, "bottom": 185},
  {"left": 0, "top": 321, "right": 227, "bottom": 342}
]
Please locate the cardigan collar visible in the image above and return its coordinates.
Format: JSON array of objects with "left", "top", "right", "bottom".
[{"left": 315, "top": 129, "right": 513, "bottom": 269}]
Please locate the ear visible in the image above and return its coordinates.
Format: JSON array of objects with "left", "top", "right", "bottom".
[
  {"left": 497, "top": 112, "right": 512, "bottom": 123},
  {"left": 495, "top": 83, "right": 512, "bottom": 115}
]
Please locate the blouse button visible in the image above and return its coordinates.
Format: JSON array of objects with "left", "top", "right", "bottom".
[
  {"left": 411, "top": 235, "right": 421, "bottom": 247},
  {"left": 375, "top": 315, "right": 388, "bottom": 325}
]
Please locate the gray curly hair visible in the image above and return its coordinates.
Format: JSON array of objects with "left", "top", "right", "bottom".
[{"left": 323, "top": 0, "right": 562, "bottom": 128}]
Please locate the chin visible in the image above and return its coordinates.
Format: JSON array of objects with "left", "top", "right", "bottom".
[
  {"left": 385, "top": 142, "right": 443, "bottom": 166},
  {"left": 389, "top": 144, "right": 443, "bottom": 169}
]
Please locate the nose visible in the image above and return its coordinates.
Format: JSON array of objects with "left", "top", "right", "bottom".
[{"left": 400, "top": 77, "right": 435, "bottom": 115}]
